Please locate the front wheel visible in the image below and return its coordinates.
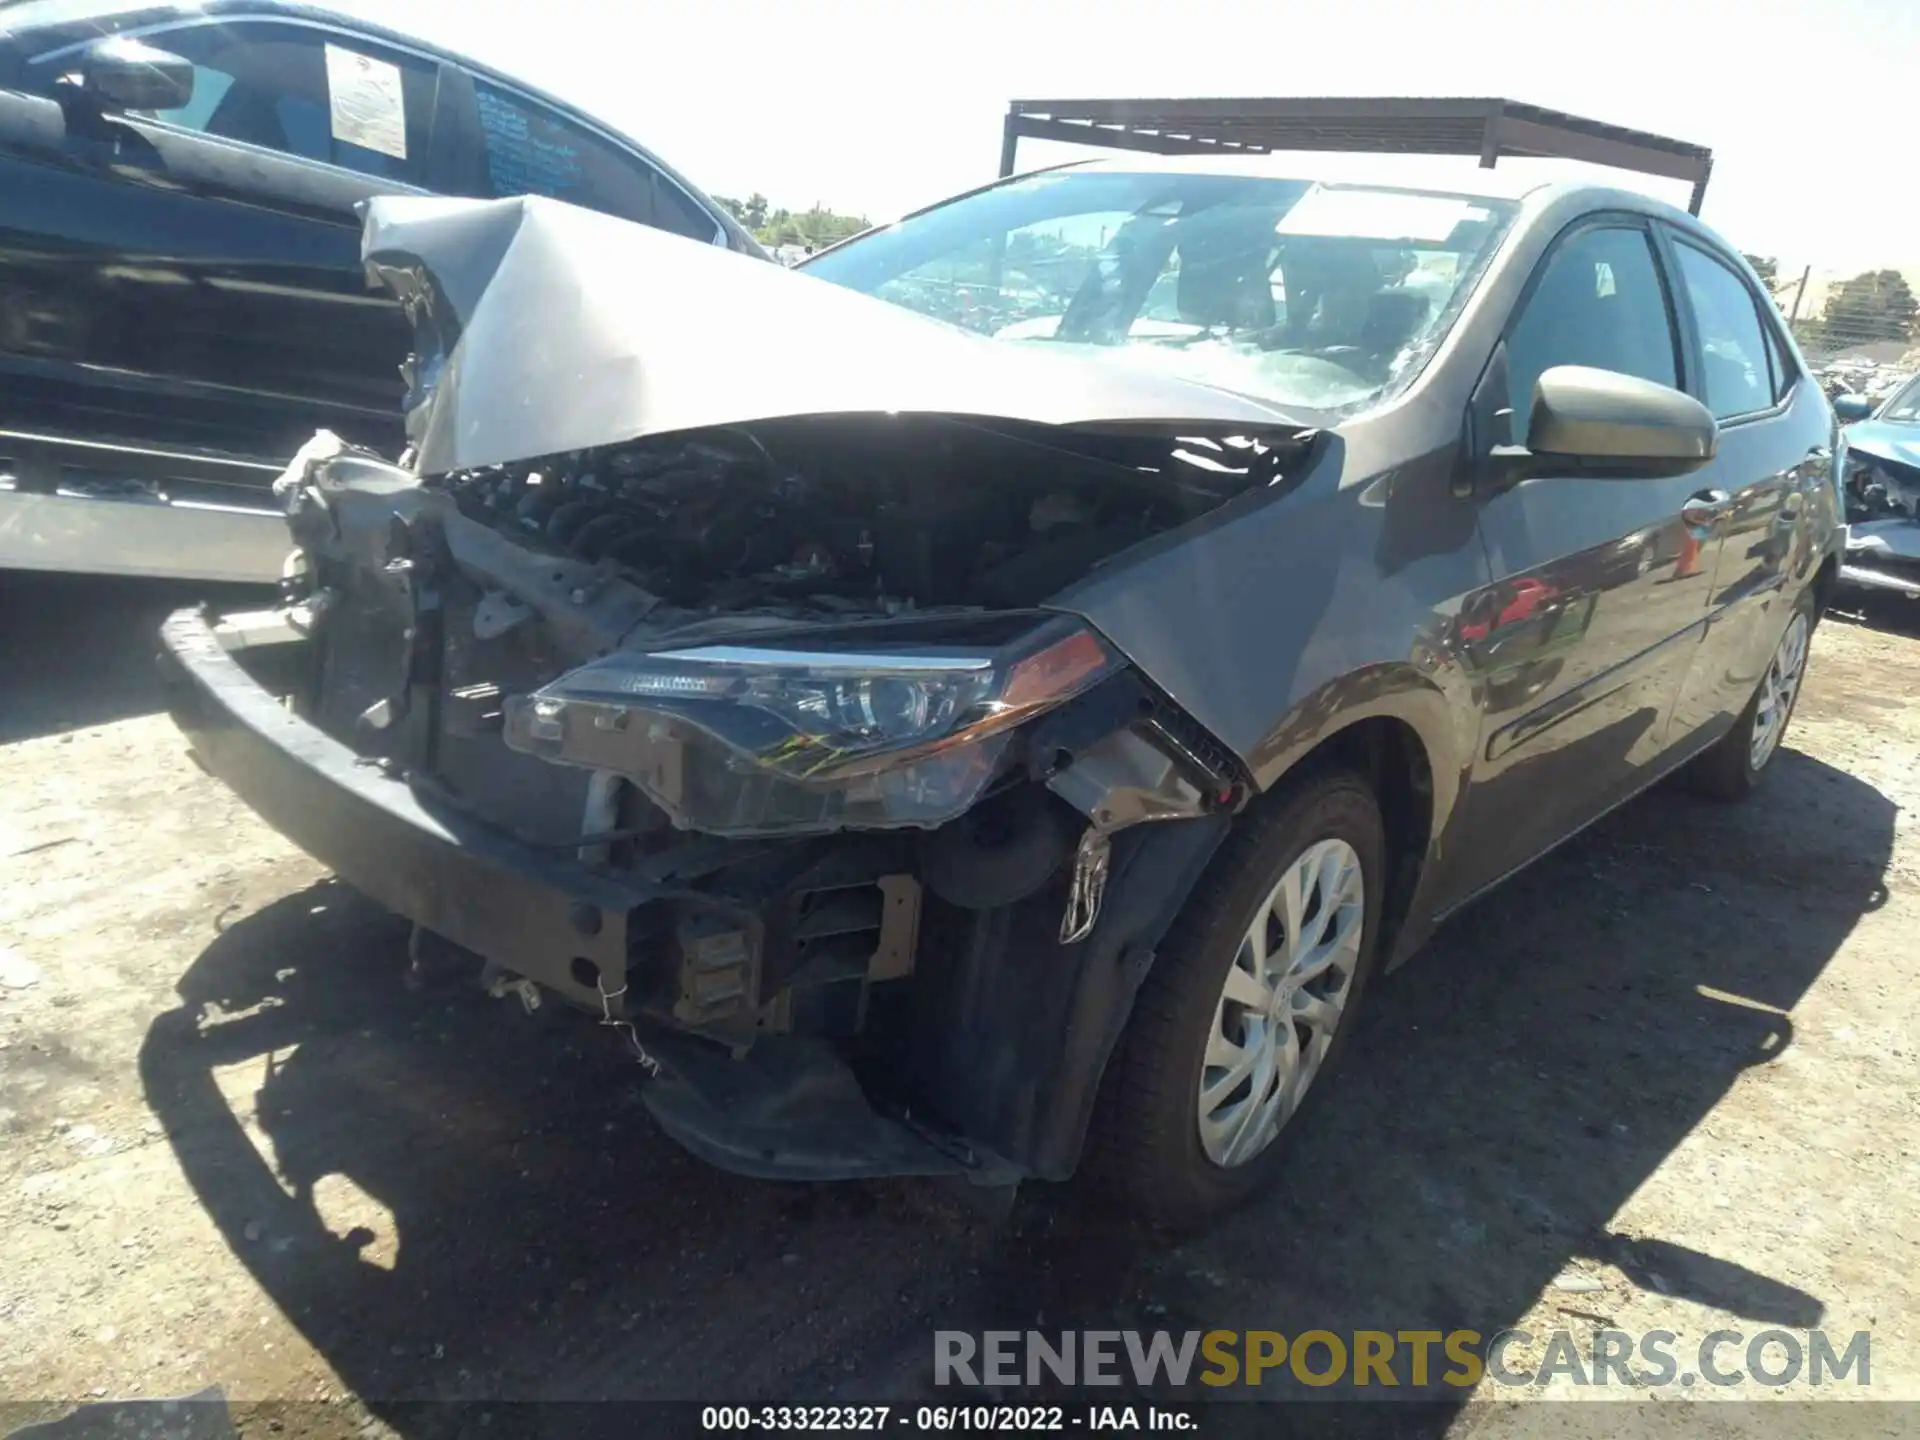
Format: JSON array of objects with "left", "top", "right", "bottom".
[
  {"left": 1684, "top": 588, "right": 1816, "bottom": 802},
  {"left": 1085, "top": 769, "right": 1386, "bottom": 1226}
]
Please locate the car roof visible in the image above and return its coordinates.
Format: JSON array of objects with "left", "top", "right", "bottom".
[
  {"left": 998, "top": 156, "right": 1715, "bottom": 240},
  {"left": 1056, "top": 152, "right": 1552, "bottom": 202},
  {"left": 815, "top": 156, "right": 1711, "bottom": 276}
]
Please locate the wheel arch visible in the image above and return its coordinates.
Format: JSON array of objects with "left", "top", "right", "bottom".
[
  {"left": 1244, "top": 665, "right": 1466, "bottom": 966},
  {"left": 915, "top": 667, "right": 1467, "bottom": 1181},
  {"left": 1299, "top": 713, "right": 1438, "bottom": 972}
]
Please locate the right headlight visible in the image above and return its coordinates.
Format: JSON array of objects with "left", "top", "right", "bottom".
[{"left": 502, "top": 617, "right": 1120, "bottom": 837}]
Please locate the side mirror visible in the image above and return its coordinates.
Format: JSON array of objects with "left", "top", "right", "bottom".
[
  {"left": 76, "top": 35, "right": 194, "bottom": 112},
  {"left": 1490, "top": 365, "right": 1716, "bottom": 484},
  {"left": 1832, "top": 394, "right": 1874, "bottom": 423}
]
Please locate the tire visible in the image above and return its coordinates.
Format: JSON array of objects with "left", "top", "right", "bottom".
[
  {"left": 1085, "top": 767, "right": 1386, "bottom": 1227},
  {"left": 1684, "top": 586, "right": 1817, "bottom": 803}
]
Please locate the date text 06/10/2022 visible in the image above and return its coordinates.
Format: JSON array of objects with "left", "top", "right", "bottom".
[{"left": 701, "top": 1405, "right": 1197, "bottom": 1431}]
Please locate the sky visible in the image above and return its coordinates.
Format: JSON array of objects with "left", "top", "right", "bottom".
[{"left": 334, "top": 0, "right": 1917, "bottom": 276}]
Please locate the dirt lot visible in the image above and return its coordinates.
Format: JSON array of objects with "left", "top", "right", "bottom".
[{"left": 1, "top": 572, "right": 1916, "bottom": 1438}]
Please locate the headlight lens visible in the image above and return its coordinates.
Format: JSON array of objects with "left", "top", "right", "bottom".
[{"left": 502, "top": 619, "right": 1118, "bottom": 836}]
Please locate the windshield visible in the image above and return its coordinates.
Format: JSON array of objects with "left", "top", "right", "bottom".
[
  {"left": 1880, "top": 374, "right": 1920, "bottom": 423},
  {"left": 803, "top": 169, "right": 1517, "bottom": 416}
]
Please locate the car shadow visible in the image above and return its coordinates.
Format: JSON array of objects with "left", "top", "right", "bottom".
[
  {"left": 0, "top": 573, "right": 273, "bottom": 743},
  {"left": 137, "top": 746, "right": 1892, "bottom": 1433}
]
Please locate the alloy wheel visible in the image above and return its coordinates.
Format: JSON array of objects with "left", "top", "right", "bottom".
[
  {"left": 1749, "top": 611, "right": 1811, "bottom": 770},
  {"left": 1197, "top": 838, "right": 1365, "bottom": 1168}
]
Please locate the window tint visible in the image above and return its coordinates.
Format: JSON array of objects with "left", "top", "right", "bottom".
[
  {"left": 128, "top": 22, "right": 436, "bottom": 185},
  {"left": 472, "top": 80, "right": 716, "bottom": 242},
  {"left": 1504, "top": 226, "right": 1678, "bottom": 444},
  {"left": 1674, "top": 243, "right": 1774, "bottom": 420}
]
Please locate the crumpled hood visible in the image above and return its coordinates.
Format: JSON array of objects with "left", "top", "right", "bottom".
[
  {"left": 361, "top": 195, "right": 1307, "bottom": 476},
  {"left": 1844, "top": 419, "right": 1920, "bottom": 471}
]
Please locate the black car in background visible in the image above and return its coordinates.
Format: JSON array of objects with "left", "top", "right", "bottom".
[{"left": 0, "top": 0, "right": 760, "bottom": 582}]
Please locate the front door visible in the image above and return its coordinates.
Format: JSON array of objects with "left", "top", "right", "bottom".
[{"left": 1443, "top": 219, "right": 1719, "bottom": 902}]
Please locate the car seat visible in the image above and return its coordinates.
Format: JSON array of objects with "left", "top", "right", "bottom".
[{"left": 1175, "top": 231, "right": 1276, "bottom": 333}]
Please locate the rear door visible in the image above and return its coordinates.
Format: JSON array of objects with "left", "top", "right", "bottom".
[
  {"left": 1443, "top": 217, "right": 1719, "bottom": 901},
  {"left": 1659, "top": 233, "right": 1818, "bottom": 743}
]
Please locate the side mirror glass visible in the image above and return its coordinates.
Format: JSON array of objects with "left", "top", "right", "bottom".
[
  {"left": 1832, "top": 394, "right": 1874, "bottom": 423},
  {"left": 77, "top": 35, "right": 194, "bottom": 112},
  {"left": 1521, "top": 365, "right": 1717, "bottom": 478}
]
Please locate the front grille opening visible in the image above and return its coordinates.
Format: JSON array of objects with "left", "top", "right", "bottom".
[{"left": 789, "top": 884, "right": 887, "bottom": 987}]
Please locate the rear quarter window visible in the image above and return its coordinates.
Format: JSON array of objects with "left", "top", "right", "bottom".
[{"left": 472, "top": 80, "right": 714, "bottom": 242}]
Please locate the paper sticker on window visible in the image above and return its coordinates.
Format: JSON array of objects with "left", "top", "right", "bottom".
[
  {"left": 1277, "top": 187, "right": 1480, "bottom": 242},
  {"left": 324, "top": 44, "right": 406, "bottom": 159}
]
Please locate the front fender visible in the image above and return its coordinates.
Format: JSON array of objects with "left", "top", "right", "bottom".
[
  {"left": 1245, "top": 662, "right": 1468, "bottom": 823},
  {"left": 1244, "top": 664, "right": 1472, "bottom": 968}
]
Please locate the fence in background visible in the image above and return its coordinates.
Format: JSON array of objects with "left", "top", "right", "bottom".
[{"left": 1762, "top": 259, "right": 1920, "bottom": 398}]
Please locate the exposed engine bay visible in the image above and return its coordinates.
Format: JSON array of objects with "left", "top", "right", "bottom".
[
  {"left": 260, "top": 413, "right": 1300, "bottom": 1177},
  {"left": 441, "top": 415, "right": 1286, "bottom": 618}
]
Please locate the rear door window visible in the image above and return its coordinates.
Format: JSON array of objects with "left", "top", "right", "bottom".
[
  {"left": 470, "top": 79, "right": 717, "bottom": 242},
  {"left": 1503, "top": 224, "right": 1681, "bottom": 445},
  {"left": 1672, "top": 241, "right": 1776, "bottom": 420},
  {"left": 119, "top": 21, "right": 437, "bottom": 185}
]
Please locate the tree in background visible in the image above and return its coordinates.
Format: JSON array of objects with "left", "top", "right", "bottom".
[
  {"left": 759, "top": 204, "right": 871, "bottom": 250},
  {"left": 713, "top": 192, "right": 770, "bottom": 231},
  {"left": 712, "top": 193, "right": 870, "bottom": 251},
  {"left": 1742, "top": 254, "right": 1780, "bottom": 289},
  {"left": 1806, "top": 269, "right": 1920, "bottom": 350}
]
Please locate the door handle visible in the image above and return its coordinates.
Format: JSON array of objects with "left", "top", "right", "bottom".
[{"left": 1680, "top": 489, "right": 1732, "bottom": 527}]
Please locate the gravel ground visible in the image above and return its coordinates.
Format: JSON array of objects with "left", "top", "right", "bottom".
[{"left": 0, "top": 572, "right": 1915, "bottom": 1439}]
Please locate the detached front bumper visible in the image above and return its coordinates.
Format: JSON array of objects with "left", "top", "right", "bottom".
[
  {"left": 156, "top": 606, "right": 1002, "bottom": 1182},
  {"left": 158, "top": 606, "right": 646, "bottom": 1001}
]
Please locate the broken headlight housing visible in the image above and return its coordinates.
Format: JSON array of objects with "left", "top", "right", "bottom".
[
  {"left": 501, "top": 618, "right": 1118, "bottom": 836},
  {"left": 1841, "top": 445, "right": 1920, "bottom": 522}
]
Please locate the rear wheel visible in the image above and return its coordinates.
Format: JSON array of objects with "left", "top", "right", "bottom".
[
  {"left": 1685, "top": 588, "right": 1816, "bottom": 802},
  {"left": 1086, "top": 769, "right": 1385, "bottom": 1226}
]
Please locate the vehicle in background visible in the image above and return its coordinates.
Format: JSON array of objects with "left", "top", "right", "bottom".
[
  {"left": 1836, "top": 375, "right": 1920, "bottom": 599},
  {"left": 0, "top": 0, "right": 760, "bottom": 584},
  {"left": 162, "top": 161, "right": 1840, "bottom": 1224}
]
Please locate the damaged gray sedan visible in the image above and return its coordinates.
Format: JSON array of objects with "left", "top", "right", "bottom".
[
  {"left": 161, "top": 165, "right": 1842, "bottom": 1223},
  {"left": 1835, "top": 374, "right": 1920, "bottom": 599}
]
